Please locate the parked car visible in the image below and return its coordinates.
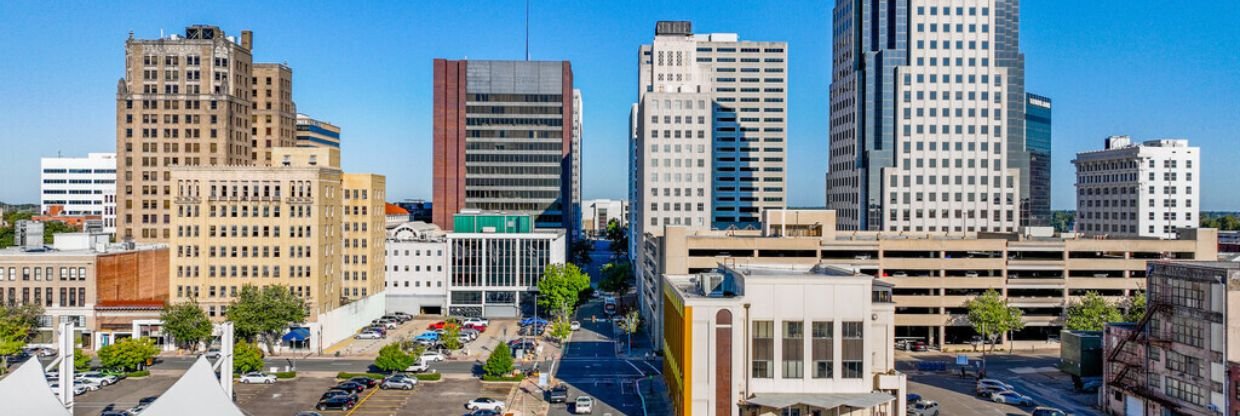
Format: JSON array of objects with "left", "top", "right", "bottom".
[
  {"left": 573, "top": 396, "right": 594, "bottom": 414},
  {"left": 238, "top": 372, "right": 277, "bottom": 384},
  {"left": 461, "top": 328, "right": 481, "bottom": 340},
  {"left": 320, "top": 390, "right": 357, "bottom": 402},
  {"left": 991, "top": 390, "right": 1034, "bottom": 406},
  {"left": 316, "top": 396, "right": 356, "bottom": 411},
  {"left": 380, "top": 375, "right": 417, "bottom": 390},
  {"left": 463, "top": 318, "right": 489, "bottom": 328},
  {"left": 570, "top": 321, "right": 581, "bottom": 331},
  {"left": 975, "top": 385, "right": 1010, "bottom": 398},
  {"left": 355, "top": 330, "right": 383, "bottom": 340},
  {"left": 364, "top": 325, "right": 389, "bottom": 335},
  {"left": 203, "top": 348, "right": 221, "bottom": 359},
  {"left": 349, "top": 376, "right": 379, "bottom": 388},
  {"left": 428, "top": 321, "right": 461, "bottom": 330},
  {"left": 404, "top": 360, "right": 429, "bottom": 373},
  {"left": 48, "top": 380, "right": 89, "bottom": 396},
  {"left": 520, "top": 325, "right": 546, "bottom": 336},
  {"left": 372, "top": 318, "right": 398, "bottom": 329},
  {"left": 465, "top": 397, "right": 505, "bottom": 412},
  {"left": 294, "top": 412, "right": 324, "bottom": 416},
  {"left": 76, "top": 371, "right": 119, "bottom": 386},
  {"left": 335, "top": 381, "right": 367, "bottom": 393},
  {"left": 392, "top": 312, "right": 413, "bottom": 322},
  {"left": 910, "top": 341, "right": 928, "bottom": 352},
  {"left": 414, "top": 331, "right": 441, "bottom": 342},
  {"left": 1031, "top": 407, "right": 1067, "bottom": 416},
  {"left": 137, "top": 396, "right": 158, "bottom": 406},
  {"left": 976, "top": 379, "right": 1014, "bottom": 392},
  {"left": 519, "top": 317, "right": 549, "bottom": 327},
  {"left": 75, "top": 378, "right": 103, "bottom": 391},
  {"left": 547, "top": 384, "right": 569, "bottom": 403},
  {"left": 908, "top": 400, "right": 940, "bottom": 416},
  {"left": 420, "top": 350, "right": 446, "bottom": 362},
  {"left": 468, "top": 411, "right": 501, "bottom": 416},
  {"left": 126, "top": 403, "right": 151, "bottom": 415},
  {"left": 100, "top": 411, "right": 129, "bottom": 416},
  {"left": 509, "top": 339, "right": 538, "bottom": 352}
]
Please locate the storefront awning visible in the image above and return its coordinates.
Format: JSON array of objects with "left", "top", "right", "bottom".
[
  {"left": 744, "top": 392, "right": 895, "bottom": 410},
  {"left": 281, "top": 328, "right": 310, "bottom": 342}
]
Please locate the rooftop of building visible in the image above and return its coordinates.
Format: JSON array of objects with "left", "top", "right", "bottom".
[
  {"left": 1149, "top": 261, "right": 1240, "bottom": 270},
  {"left": 384, "top": 203, "right": 409, "bottom": 216},
  {"left": 667, "top": 263, "right": 890, "bottom": 301},
  {"left": 1074, "top": 135, "right": 1195, "bottom": 155},
  {"left": 0, "top": 233, "right": 165, "bottom": 257}
]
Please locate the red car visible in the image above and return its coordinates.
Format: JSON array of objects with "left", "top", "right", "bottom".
[
  {"left": 428, "top": 321, "right": 461, "bottom": 331},
  {"left": 464, "top": 323, "right": 487, "bottom": 332}
]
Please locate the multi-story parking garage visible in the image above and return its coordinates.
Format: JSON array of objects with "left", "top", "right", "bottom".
[{"left": 640, "top": 209, "right": 1217, "bottom": 349}]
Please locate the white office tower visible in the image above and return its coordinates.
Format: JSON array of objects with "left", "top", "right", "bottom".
[
  {"left": 1073, "top": 136, "right": 1199, "bottom": 238},
  {"left": 39, "top": 153, "right": 118, "bottom": 235},
  {"left": 828, "top": 1, "right": 1025, "bottom": 233}
]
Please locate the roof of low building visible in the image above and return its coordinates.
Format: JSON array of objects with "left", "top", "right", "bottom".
[{"left": 385, "top": 203, "right": 409, "bottom": 216}]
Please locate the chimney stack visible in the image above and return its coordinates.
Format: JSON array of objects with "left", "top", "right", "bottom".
[{"left": 241, "top": 30, "right": 253, "bottom": 50}]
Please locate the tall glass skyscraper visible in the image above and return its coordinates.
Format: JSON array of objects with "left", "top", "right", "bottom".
[
  {"left": 827, "top": 0, "right": 1028, "bottom": 232},
  {"left": 1025, "top": 93, "right": 1052, "bottom": 226}
]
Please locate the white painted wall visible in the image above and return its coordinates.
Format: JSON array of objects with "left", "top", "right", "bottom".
[{"left": 313, "top": 291, "right": 386, "bottom": 352}]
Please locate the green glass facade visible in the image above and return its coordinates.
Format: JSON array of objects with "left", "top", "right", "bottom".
[{"left": 452, "top": 213, "right": 534, "bottom": 234}]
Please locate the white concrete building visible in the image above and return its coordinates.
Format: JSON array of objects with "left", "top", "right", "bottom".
[
  {"left": 581, "top": 199, "right": 629, "bottom": 237},
  {"left": 661, "top": 264, "right": 905, "bottom": 416},
  {"left": 446, "top": 230, "right": 567, "bottom": 318},
  {"left": 572, "top": 89, "right": 584, "bottom": 240},
  {"left": 384, "top": 222, "right": 449, "bottom": 315},
  {"left": 39, "top": 153, "right": 117, "bottom": 234},
  {"left": 1073, "top": 136, "right": 1199, "bottom": 238}
]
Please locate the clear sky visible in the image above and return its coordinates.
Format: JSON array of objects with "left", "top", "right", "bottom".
[{"left": 1, "top": 1, "right": 1237, "bottom": 210}]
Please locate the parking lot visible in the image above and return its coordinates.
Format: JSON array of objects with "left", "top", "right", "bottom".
[
  {"left": 336, "top": 316, "right": 521, "bottom": 363},
  {"left": 899, "top": 351, "right": 1101, "bottom": 416}
]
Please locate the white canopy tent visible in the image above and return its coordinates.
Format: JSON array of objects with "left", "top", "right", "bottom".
[
  {"left": 0, "top": 359, "right": 72, "bottom": 416},
  {"left": 141, "top": 356, "right": 245, "bottom": 416}
]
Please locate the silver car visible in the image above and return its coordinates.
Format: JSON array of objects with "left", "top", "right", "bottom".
[{"left": 380, "top": 375, "right": 416, "bottom": 390}]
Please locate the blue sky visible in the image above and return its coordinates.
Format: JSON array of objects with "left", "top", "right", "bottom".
[{"left": 0, "top": 1, "right": 1237, "bottom": 210}]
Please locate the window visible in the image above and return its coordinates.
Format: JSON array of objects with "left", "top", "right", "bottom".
[
  {"left": 752, "top": 321, "right": 774, "bottom": 378},
  {"left": 812, "top": 321, "right": 833, "bottom": 378},
  {"left": 842, "top": 321, "right": 864, "bottom": 378},
  {"left": 782, "top": 321, "right": 804, "bottom": 378}
]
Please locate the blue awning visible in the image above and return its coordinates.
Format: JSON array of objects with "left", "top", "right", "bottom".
[{"left": 282, "top": 328, "right": 310, "bottom": 342}]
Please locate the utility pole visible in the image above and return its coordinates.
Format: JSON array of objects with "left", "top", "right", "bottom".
[{"left": 524, "top": 0, "right": 530, "bottom": 61}]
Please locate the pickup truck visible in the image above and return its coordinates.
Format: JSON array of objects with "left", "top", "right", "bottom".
[
  {"left": 546, "top": 384, "right": 569, "bottom": 403},
  {"left": 404, "top": 360, "right": 429, "bottom": 373}
]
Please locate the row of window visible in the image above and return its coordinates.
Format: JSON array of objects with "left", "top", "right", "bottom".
[
  {"left": 0, "top": 287, "right": 87, "bottom": 307},
  {"left": 751, "top": 320, "right": 864, "bottom": 379},
  {"left": 1, "top": 267, "right": 88, "bottom": 282}
]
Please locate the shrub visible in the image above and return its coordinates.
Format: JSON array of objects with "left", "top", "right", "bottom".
[
  {"left": 126, "top": 370, "right": 151, "bottom": 378},
  {"left": 274, "top": 371, "right": 296, "bottom": 379},
  {"left": 482, "top": 343, "right": 514, "bottom": 378},
  {"left": 374, "top": 343, "right": 415, "bottom": 373},
  {"left": 414, "top": 372, "right": 441, "bottom": 381},
  {"left": 336, "top": 372, "right": 385, "bottom": 380},
  {"left": 481, "top": 374, "right": 523, "bottom": 382}
]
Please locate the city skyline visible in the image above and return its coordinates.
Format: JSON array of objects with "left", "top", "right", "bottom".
[{"left": 1, "top": 1, "right": 1238, "bottom": 210}]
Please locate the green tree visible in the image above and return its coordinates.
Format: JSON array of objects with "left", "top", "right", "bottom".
[
  {"left": 374, "top": 342, "right": 416, "bottom": 373},
  {"left": 599, "top": 261, "right": 634, "bottom": 295},
  {"left": 41, "top": 221, "right": 77, "bottom": 244},
  {"left": 548, "top": 318, "right": 574, "bottom": 343},
  {"left": 0, "top": 304, "right": 45, "bottom": 361},
  {"left": 483, "top": 343, "right": 514, "bottom": 378},
  {"left": 74, "top": 348, "right": 93, "bottom": 371},
  {"left": 570, "top": 239, "right": 593, "bottom": 266},
  {"left": 98, "top": 337, "right": 159, "bottom": 372},
  {"left": 965, "top": 290, "right": 1024, "bottom": 353},
  {"left": 1065, "top": 291, "right": 1123, "bottom": 331},
  {"left": 605, "top": 219, "right": 628, "bottom": 255},
  {"left": 161, "top": 299, "right": 213, "bottom": 352},
  {"left": 233, "top": 341, "right": 265, "bottom": 374},
  {"left": 1124, "top": 291, "right": 1147, "bottom": 322},
  {"left": 536, "top": 263, "right": 591, "bottom": 317},
  {"left": 617, "top": 310, "right": 641, "bottom": 354},
  {"left": 442, "top": 321, "right": 463, "bottom": 350},
  {"left": 227, "top": 285, "right": 308, "bottom": 355}
]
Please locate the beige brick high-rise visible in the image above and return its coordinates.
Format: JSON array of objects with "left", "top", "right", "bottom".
[
  {"left": 251, "top": 64, "right": 296, "bottom": 165},
  {"left": 342, "top": 173, "right": 386, "bottom": 301},
  {"left": 170, "top": 147, "right": 343, "bottom": 319},
  {"left": 117, "top": 25, "right": 297, "bottom": 242}
]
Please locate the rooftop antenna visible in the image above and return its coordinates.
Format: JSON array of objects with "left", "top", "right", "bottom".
[{"left": 524, "top": 0, "right": 530, "bottom": 61}]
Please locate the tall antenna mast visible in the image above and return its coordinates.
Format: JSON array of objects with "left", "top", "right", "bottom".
[{"left": 525, "top": 0, "right": 530, "bottom": 61}]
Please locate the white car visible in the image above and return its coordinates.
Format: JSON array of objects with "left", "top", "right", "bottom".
[
  {"left": 463, "top": 318, "right": 489, "bottom": 327},
  {"left": 991, "top": 390, "right": 1034, "bottom": 406},
  {"left": 976, "top": 379, "right": 1014, "bottom": 392},
  {"left": 77, "top": 371, "right": 119, "bottom": 386},
  {"left": 355, "top": 331, "right": 383, "bottom": 340},
  {"left": 574, "top": 396, "right": 594, "bottom": 414},
  {"left": 72, "top": 377, "right": 103, "bottom": 391},
  {"left": 404, "top": 360, "right": 429, "bottom": 373},
  {"left": 238, "top": 372, "right": 276, "bottom": 384},
  {"left": 420, "top": 351, "right": 446, "bottom": 362},
  {"left": 465, "top": 397, "right": 505, "bottom": 412},
  {"left": 127, "top": 403, "right": 150, "bottom": 415},
  {"left": 204, "top": 348, "right": 221, "bottom": 359},
  {"left": 49, "top": 381, "right": 89, "bottom": 396},
  {"left": 570, "top": 321, "right": 581, "bottom": 331}
]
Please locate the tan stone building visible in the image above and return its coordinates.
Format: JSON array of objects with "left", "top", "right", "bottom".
[
  {"left": 641, "top": 209, "right": 1217, "bottom": 349},
  {"left": 117, "top": 25, "right": 296, "bottom": 243},
  {"left": 342, "top": 173, "right": 386, "bottom": 301},
  {"left": 170, "top": 147, "right": 343, "bottom": 319},
  {"left": 251, "top": 64, "right": 297, "bottom": 166}
]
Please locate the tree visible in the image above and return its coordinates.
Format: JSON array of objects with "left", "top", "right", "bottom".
[
  {"left": 227, "top": 285, "right": 308, "bottom": 355},
  {"left": 1065, "top": 291, "right": 1123, "bottom": 331},
  {"left": 161, "top": 299, "right": 213, "bottom": 352},
  {"left": 548, "top": 318, "right": 573, "bottom": 344},
  {"left": 374, "top": 342, "right": 415, "bottom": 373},
  {"left": 41, "top": 221, "right": 77, "bottom": 244},
  {"left": 617, "top": 310, "right": 641, "bottom": 355},
  {"left": 599, "top": 261, "right": 634, "bottom": 295},
  {"left": 442, "top": 321, "right": 463, "bottom": 350},
  {"left": 965, "top": 290, "right": 1024, "bottom": 353},
  {"left": 1124, "top": 291, "right": 1147, "bottom": 322},
  {"left": 233, "top": 341, "right": 265, "bottom": 374},
  {"left": 74, "top": 348, "right": 93, "bottom": 371},
  {"left": 605, "top": 219, "right": 628, "bottom": 256},
  {"left": 98, "top": 337, "right": 159, "bottom": 372},
  {"left": 483, "top": 343, "right": 514, "bottom": 378},
  {"left": 570, "top": 239, "right": 593, "bottom": 266},
  {"left": 0, "top": 303, "right": 44, "bottom": 360},
  {"left": 536, "top": 264, "right": 591, "bottom": 317}
]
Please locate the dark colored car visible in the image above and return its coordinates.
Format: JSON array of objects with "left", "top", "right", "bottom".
[
  {"left": 138, "top": 396, "right": 159, "bottom": 406},
  {"left": 335, "top": 381, "right": 366, "bottom": 393},
  {"left": 547, "top": 384, "right": 569, "bottom": 403},
  {"left": 320, "top": 390, "right": 357, "bottom": 401},
  {"left": 349, "top": 376, "right": 378, "bottom": 388},
  {"left": 911, "top": 341, "right": 928, "bottom": 352},
  {"left": 316, "top": 396, "right": 356, "bottom": 411},
  {"left": 469, "top": 411, "right": 502, "bottom": 416}
]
